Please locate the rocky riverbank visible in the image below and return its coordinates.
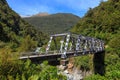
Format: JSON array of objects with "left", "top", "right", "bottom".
[{"left": 58, "top": 59, "right": 92, "bottom": 80}]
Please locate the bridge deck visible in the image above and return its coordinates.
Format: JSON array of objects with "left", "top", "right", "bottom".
[
  {"left": 19, "top": 51, "right": 104, "bottom": 62},
  {"left": 19, "top": 33, "right": 105, "bottom": 63}
]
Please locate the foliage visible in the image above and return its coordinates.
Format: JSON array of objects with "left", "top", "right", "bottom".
[
  {"left": 0, "top": 49, "right": 67, "bottom": 80},
  {"left": 71, "top": 0, "right": 120, "bottom": 79},
  {"left": 84, "top": 74, "right": 107, "bottom": 80},
  {"left": 74, "top": 55, "right": 93, "bottom": 71},
  {"left": 0, "top": 48, "right": 21, "bottom": 78},
  {"left": 0, "top": 1, "right": 65, "bottom": 79},
  {"left": 19, "top": 35, "right": 37, "bottom": 52},
  {"left": 0, "top": 0, "right": 47, "bottom": 51}
]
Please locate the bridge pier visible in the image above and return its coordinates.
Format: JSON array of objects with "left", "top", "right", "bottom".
[
  {"left": 93, "top": 51, "right": 105, "bottom": 75},
  {"left": 60, "top": 59, "right": 68, "bottom": 66}
]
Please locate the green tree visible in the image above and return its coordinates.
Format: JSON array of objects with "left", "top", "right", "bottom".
[{"left": 19, "top": 35, "right": 37, "bottom": 52}]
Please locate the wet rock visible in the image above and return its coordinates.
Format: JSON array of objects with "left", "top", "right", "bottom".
[{"left": 58, "top": 65, "right": 67, "bottom": 71}]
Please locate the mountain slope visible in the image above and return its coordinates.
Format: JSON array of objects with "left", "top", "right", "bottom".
[
  {"left": 72, "top": 0, "right": 120, "bottom": 36},
  {"left": 71, "top": 0, "right": 120, "bottom": 79},
  {"left": 0, "top": 0, "right": 46, "bottom": 50},
  {"left": 23, "top": 13, "right": 80, "bottom": 34}
]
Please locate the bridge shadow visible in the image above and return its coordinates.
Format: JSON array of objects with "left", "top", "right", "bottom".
[
  {"left": 48, "top": 60, "right": 60, "bottom": 66},
  {"left": 93, "top": 51, "right": 105, "bottom": 75}
]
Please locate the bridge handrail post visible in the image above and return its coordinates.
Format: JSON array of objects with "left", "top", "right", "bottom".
[
  {"left": 91, "top": 38, "right": 96, "bottom": 53},
  {"left": 87, "top": 37, "right": 92, "bottom": 53},
  {"left": 46, "top": 36, "right": 53, "bottom": 54},
  {"left": 82, "top": 38, "right": 88, "bottom": 54},
  {"left": 74, "top": 37, "right": 81, "bottom": 56},
  {"left": 59, "top": 40, "right": 64, "bottom": 53},
  {"left": 61, "top": 34, "right": 70, "bottom": 58}
]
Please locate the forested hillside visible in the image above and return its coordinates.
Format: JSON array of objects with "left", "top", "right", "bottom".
[
  {"left": 71, "top": 0, "right": 120, "bottom": 79},
  {"left": 1, "top": 0, "right": 120, "bottom": 79},
  {"left": 24, "top": 13, "right": 80, "bottom": 34},
  {"left": 0, "top": 0, "right": 66, "bottom": 80},
  {"left": 0, "top": 0, "right": 47, "bottom": 51}
]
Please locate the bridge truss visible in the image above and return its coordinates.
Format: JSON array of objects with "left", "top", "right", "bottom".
[{"left": 46, "top": 33, "right": 105, "bottom": 59}]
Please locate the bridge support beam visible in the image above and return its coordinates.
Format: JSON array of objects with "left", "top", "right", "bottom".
[
  {"left": 60, "top": 59, "right": 68, "bottom": 66},
  {"left": 93, "top": 51, "right": 105, "bottom": 75}
]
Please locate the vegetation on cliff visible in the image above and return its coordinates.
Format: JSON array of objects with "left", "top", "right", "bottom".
[
  {"left": 0, "top": 0, "right": 47, "bottom": 52},
  {"left": 0, "top": 0, "right": 65, "bottom": 80},
  {"left": 71, "top": 0, "right": 120, "bottom": 79},
  {"left": 0, "top": 49, "right": 66, "bottom": 80}
]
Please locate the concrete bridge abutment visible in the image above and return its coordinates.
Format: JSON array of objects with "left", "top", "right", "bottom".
[{"left": 93, "top": 51, "right": 105, "bottom": 75}]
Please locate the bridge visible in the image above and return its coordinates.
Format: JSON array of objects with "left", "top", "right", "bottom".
[{"left": 20, "top": 33, "right": 105, "bottom": 65}]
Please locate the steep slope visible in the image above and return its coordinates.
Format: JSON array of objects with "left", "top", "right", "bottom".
[
  {"left": 72, "top": 0, "right": 120, "bottom": 37},
  {"left": 23, "top": 13, "right": 80, "bottom": 34},
  {"left": 0, "top": 1, "right": 66, "bottom": 80},
  {"left": 0, "top": 0, "right": 46, "bottom": 50},
  {"left": 71, "top": 0, "right": 120, "bottom": 79}
]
